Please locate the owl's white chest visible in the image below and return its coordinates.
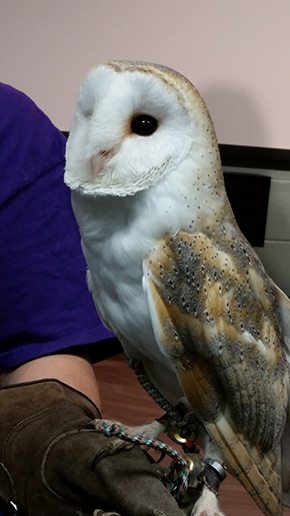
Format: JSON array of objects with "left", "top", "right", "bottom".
[
  {"left": 75, "top": 188, "right": 193, "bottom": 405},
  {"left": 72, "top": 157, "right": 224, "bottom": 402},
  {"left": 75, "top": 191, "right": 164, "bottom": 359}
]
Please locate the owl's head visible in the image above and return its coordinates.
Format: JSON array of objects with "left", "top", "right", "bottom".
[{"left": 65, "top": 61, "right": 220, "bottom": 197}]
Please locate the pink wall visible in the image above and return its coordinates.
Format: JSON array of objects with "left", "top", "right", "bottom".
[{"left": 1, "top": 0, "right": 290, "bottom": 149}]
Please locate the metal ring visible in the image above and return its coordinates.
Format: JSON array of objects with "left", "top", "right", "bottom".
[
  {"left": 204, "top": 458, "right": 227, "bottom": 481},
  {"left": 172, "top": 430, "right": 187, "bottom": 444},
  {"left": 183, "top": 454, "right": 195, "bottom": 472}
]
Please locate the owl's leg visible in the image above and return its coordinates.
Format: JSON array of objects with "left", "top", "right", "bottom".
[
  {"left": 128, "top": 419, "right": 167, "bottom": 440},
  {"left": 92, "top": 418, "right": 166, "bottom": 455},
  {"left": 191, "top": 485, "right": 225, "bottom": 516},
  {"left": 191, "top": 459, "right": 226, "bottom": 516},
  {"left": 191, "top": 431, "right": 226, "bottom": 516}
]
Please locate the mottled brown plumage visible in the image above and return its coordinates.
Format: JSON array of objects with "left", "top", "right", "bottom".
[{"left": 145, "top": 230, "right": 288, "bottom": 515}]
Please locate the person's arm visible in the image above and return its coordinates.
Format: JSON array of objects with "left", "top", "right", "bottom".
[
  {"left": 0, "top": 348, "right": 102, "bottom": 407},
  {"left": 0, "top": 83, "right": 115, "bottom": 382}
]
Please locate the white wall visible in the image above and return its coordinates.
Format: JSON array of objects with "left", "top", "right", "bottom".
[{"left": 1, "top": 0, "right": 290, "bottom": 149}]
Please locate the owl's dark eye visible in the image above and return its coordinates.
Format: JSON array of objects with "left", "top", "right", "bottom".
[{"left": 131, "top": 114, "right": 158, "bottom": 136}]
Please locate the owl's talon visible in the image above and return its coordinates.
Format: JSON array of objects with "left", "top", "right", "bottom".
[{"left": 88, "top": 419, "right": 135, "bottom": 455}]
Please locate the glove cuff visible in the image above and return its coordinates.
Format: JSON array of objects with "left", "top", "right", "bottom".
[
  {"left": 0, "top": 377, "right": 101, "bottom": 421},
  {"left": 0, "top": 378, "right": 101, "bottom": 513}
]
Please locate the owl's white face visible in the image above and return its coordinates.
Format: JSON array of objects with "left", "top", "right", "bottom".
[{"left": 65, "top": 61, "right": 216, "bottom": 197}]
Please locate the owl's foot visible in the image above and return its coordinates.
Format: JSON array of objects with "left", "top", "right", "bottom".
[
  {"left": 191, "top": 486, "right": 226, "bottom": 516},
  {"left": 92, "top": 419, "right": 135, "bottom": 454},
  {"left": 92, "top": 418, "right": 166, "bottom": 455},
  {"left": 93, "top": 511, "right": 121, "bottom": 516},
  {"left": 129, "top": 419, "right": 166, "bottom": 441}
]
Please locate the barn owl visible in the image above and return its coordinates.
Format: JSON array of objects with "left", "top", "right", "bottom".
[{"left": 65, "top": 60, "right": 290, "bottom": 516}]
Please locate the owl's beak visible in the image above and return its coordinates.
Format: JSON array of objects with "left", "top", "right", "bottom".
[{"left": 90, "top": 149, "right": 114, "bottom": 177}]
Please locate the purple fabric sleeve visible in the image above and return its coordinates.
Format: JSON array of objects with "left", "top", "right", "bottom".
[{"left": 0, "top": 83, "right": 115, "bottom": 371}]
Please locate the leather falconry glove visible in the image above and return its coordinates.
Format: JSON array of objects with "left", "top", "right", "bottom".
[{"left": 0, "top": 379, "right": 192, "bottom": 516}]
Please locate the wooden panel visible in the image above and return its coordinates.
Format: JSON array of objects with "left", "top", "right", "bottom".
[
  {"left": 255, "top": 241, "right": 290, "bottom": 296},
  {"left": 220, "top": 145, "right": 290, "bottom": 171},
  {"left": 224, "top": 172, "right": 270, "bottom": 246},
  {"left": 265, "top": 179, "right": 290, "bottom": 240}
]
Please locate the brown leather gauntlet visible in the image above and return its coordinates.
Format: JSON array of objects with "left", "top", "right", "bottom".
[{"left": 0, "top": 379, "right": 187, "bottom": 516}]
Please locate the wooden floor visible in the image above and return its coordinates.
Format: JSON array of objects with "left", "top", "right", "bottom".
[{"left": 94, "top": 352, "right": 290, "bottom": 516}]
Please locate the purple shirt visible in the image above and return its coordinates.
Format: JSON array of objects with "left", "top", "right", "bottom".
[{"left": 0, "top": 83, "right": 116, "bottom": 371}]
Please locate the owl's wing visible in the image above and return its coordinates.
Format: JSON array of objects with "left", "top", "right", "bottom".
[
  {"left": 143, "top": 230, "right": 289, "bottom": 516},
  {"left": 274, "top": 285, "right": 290, "bottom": 507}
]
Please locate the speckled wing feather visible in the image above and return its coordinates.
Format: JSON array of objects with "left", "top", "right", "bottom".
[
  {"left": 275, "top": 286, "right": 290, "bottom": 507},
  {"left": 144, "top": 229, "right": 289, "bottom": 516}
]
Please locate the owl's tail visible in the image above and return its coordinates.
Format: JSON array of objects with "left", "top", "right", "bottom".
[
  {"left": 205, "top": 416, "right": 283, "bottom": 516},
  {"left": 282, "top": 414, "right": 290, "bottom": 507}
]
